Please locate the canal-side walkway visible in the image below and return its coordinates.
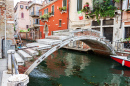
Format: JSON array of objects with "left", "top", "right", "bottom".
[
  {"left": 0, "top": 58, "right": 7, "bottom": 86},
  {"left": 0, "top": 58, "right": 11, "bottom": 86}
]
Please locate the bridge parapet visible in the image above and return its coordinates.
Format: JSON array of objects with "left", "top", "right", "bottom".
[{"left": 70, "top": 29, "right": 100, "bottom": 38}]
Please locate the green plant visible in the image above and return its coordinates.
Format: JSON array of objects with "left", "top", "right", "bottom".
[
  {"left": 59, "top": 7, "right": 63, "bottom": 11},
  {"left": 28, "top": 28, "right": 30, "bottom": 31},
  {"left": 62, "top": 6, "right": 67, "bottom": 11},
  {"left": 14, "top": 25, "right": 15, "bottom": 31},
  {"left": 115, "top": 0, "right": 120, "bottom": 3},
  {"left": 126, "top": 9, "right": 130, "bottom": 11},
  {"left": 82, "top": 0, "right": 116, "bottom": 23},
  {"left": 40, "top": 14, "right": 50, "bottom": 20},
  {"left": 20, "top": 30, "right": 29, "bottom": 32},
  {"left": 48, "top": 12, "right": 52, "bottom": 15}
]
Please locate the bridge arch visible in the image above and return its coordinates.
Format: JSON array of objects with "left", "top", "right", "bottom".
[{"left": 24, "top": 29, "right": 115, "bottom": 75}]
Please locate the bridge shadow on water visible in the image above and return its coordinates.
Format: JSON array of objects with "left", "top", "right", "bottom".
[{"left": 28, "top": 48, "right": 130, "bottom": 86}]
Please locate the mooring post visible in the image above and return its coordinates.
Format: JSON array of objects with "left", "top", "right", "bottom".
[
  {"left": 7, "top": 50, "right": 15, "bottom": 74},
  {"left": 7, "top": 74, "right": 29, "bottom": 86}
]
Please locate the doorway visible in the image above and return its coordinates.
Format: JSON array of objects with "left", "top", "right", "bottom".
[
  {"left": 103, "top": 27, "right": 113, "bottom": 42},
  {"left": 44, "top": 25, "right": 48, "bottom": 38}
]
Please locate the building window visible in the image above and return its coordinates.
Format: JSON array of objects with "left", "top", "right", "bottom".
[
  {"left": 59, "top": 20, "right": 62, "bottom": 27},
  {"left": 63, "top": 0, "right": 67, "bottom": 7},
  {"left": 20, "top": 5, "right": 23, "bottom": 9},
  {"left": 93, "top": 0, "right": 114, "bottom": 8},
  {"left": 35, "top": 19, "right": 39, "bottom": 24},
  {"left": 92, "top": 21, "right": 100, "bottom": 26},
  {"left": 128, "top": 0, "right": 130, "bottom": 9},
  {"left": 26, "top": 25, "right": 29, "bottom": 29},
  {"left": 26, "top": 6, "right": 28, "bottom": 10},
  {"left": 77, "top": 0, "right": 82, "bottom": 11},
  {"left": 21, "top": 13, "right": 24, "bottom": 18},
  {"left": 44, "top": 8, "right": 48, "bottom": 14},
  {"left": 103, "top": 19, "right": 114, "bottom": 25},
  {"left": 52, "top": 5, "right": 54, "bottom": 15}
]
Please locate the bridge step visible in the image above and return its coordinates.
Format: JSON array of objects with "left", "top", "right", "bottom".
[
  {"left": 23, "top": 49, "right": 39, "bottom": 56},
  {"left": 45, "top": 36, "right": 70, "bottom": 41},
  {"left": 17, "top": 50, "right": 32, "bottom": 61},
  {"left": 37, "top": 39, "right": 62, "bottom": 45},
  {"left": 26, "top": 43, "right": 51, "bottom": 50},
  {"left": 14, "top": 53, "right": 24, "bottom": 65}
]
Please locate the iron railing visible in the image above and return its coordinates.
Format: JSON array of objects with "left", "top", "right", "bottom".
[
  {"left": 114, "top": 40, "right": 130, "bottom": 52},
  {"left": 11, "top": 53, "right": 19, "bottom": 75}
]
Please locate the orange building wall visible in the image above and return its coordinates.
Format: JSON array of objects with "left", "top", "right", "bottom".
[{"left": 39, "top": 0, "right": 69, "bottom": 38}]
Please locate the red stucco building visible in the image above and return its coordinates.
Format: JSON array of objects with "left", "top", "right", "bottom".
[{"left": 39, "top": 0, "right": 69, "bottom": 38}]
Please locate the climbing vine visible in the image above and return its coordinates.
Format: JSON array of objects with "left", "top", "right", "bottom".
[{"left": 81, "top": 0, "right": 117, "bottom": 23}]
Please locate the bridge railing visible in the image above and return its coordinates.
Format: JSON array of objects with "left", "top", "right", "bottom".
[
  {"left": 70, "top": 29, "right": 100, "bottom": 38},
  {"left": 114, "top": 40, "right": 130, "bottom": 52},
  {"left": 11, "top": 53, "right": 19, "bottom": 75},
  {"left": 7, "top": 50, "right": 19, "bottom": 75},
  {"left": 53, "top": 29, "right": 69, "bottom": 36}
]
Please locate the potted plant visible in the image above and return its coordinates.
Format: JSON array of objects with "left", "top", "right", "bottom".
[
  {"left": 48, "top": 12, "right": 52, "bottom": 16},
  {"left": 40, "top": 15, "right": 45, "bottom": 20},
  {"left": 126, "top": 9, "right": 130, "bottom": 13},
  {"left": 40, "top": 14, "right": 50, "bottom": 21},
  {"left": 62, "top": 6, "right": 67, "bottom": 11},
  {"left": 59, "top": 7, "right": 63, "bottom": 11}
]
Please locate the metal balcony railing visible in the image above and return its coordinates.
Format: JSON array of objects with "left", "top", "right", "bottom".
[
  {"left": 31, "top": 12, "right": 34, "bottom": 16},
  {"left": 31, "top": 12, "right": 39, "bottom": 16},
  {"left": 0, "top": 0, "right": 5, "bottom": 6}
]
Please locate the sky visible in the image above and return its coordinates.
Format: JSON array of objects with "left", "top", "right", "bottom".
[{"left": 14, "top": 0, "right": 31, "bottom": 7}]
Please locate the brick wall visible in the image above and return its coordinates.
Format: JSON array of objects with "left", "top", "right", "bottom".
[{"left": 0, "top": 0, "right": 14, "bottom": 58}]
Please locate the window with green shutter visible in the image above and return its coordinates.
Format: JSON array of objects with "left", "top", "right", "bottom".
[
  {"left": 77, "top": 0, "right": 82, "bottom": 11},
  {"left": 52, "top": 5, "right": 54, "bottom": 15},
  {"left": 44, "top": 8, "right": 48, "bottom": 14},
  {"left": 63, "top": 0, "right": 67, "bottom": 7}
]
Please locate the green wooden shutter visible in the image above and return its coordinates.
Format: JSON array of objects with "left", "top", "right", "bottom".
[
  {"left": 52, "top": 5, "right": 54, "bottom": 15},
  {"left": 63, "top": 0, "right": 67, "bottom": 7},
  {"left": 77, "top": 0, "right": 82, "bottom": 11}
]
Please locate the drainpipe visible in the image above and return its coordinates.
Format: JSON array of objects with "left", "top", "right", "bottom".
[
  {"left": 67, "top": 0, "right": 70, "bottom": 30},
  {"left": 4, "top": 5, "right": 6, "bottom": 58},
  {"left": 120, "top": 0, "right": 123, "bottom": 29}
]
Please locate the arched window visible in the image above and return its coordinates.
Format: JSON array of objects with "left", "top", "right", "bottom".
[{"left": 21, "top": 12, "right": 24, "bottom": 18}]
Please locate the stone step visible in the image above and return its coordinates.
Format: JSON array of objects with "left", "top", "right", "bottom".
[
  {"left": 17, "top": 50, "right": 32, "bottom": 61},
  {"left": 37, "top": 39, "right": 62, "bottom": 45},
  {"left": 45, "top": 35, "right": 70, "bottom": 41},
  {"left": 23, "top": 49, "right": 39, "bottom": 56},
  {"left": 14, "top": 53, "right": 24, "bottom": 65},
  {"left": 26, "top": 43, "right": 51, "bottom": 50}
]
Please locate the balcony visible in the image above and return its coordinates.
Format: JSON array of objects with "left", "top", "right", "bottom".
[
  {"left": 0, "top": 0, "right": 5, "bottom": 6},
  {"left": 29, "top": 0, "right": 42, "bottom": 7},
  {"left": 30, "top": 12, "right": 39, "bottom": 17},
  {"left": 33, "top": 20, "right": 41, "bottom": 27}
]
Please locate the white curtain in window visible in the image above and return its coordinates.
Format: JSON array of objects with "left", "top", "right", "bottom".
[{"left": 122, "top": 0, "right": 128, "bottom": 10}]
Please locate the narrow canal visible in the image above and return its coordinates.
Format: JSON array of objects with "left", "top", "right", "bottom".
[{"left": 28, "top": 49, "right": 130, "bottom": 86}]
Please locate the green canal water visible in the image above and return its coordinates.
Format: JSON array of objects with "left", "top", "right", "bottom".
[{"left": 28, "top": 49, "right": 130, "bottom": 86}]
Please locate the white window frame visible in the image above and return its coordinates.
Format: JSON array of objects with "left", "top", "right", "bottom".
[
  {"left": 44, "top": 8, "right": 48, "bottom": 14},
  {"left": 59, "top": 19, "right": 62, "bottom": 27},
  {"left": 128, "top": 0, "right": 130, "bottom": 9},
  {"left": 62, "top": 0, "right": 67, "bottom": 7},
  {"left": 51, "top": 5, "right": 54, "bottom": 15}
]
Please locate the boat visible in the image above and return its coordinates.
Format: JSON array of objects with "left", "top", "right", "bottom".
[{"left": 111, "top": 55, "right": 130, "bottom": 68}]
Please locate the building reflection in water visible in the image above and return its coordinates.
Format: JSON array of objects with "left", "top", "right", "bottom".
[{"left": 36, "top": 49, "right": 90, "bottom": 78}]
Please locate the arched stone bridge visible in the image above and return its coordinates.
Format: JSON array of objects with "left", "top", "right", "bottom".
[{"left": 15, "top": 29, "right": 116, "bottom": 75}]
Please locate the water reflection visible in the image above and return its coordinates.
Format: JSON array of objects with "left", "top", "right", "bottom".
[{"left": 29, "top": 49, "right": 130, "bottom": 86}]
